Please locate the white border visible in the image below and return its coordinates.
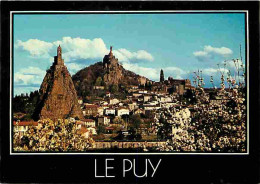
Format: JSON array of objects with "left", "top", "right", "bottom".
[{"left": 10, "top": 10, "right": 249, "bottom": 155}]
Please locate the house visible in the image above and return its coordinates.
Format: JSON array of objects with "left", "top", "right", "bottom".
[
  {"left": 84, "top": 104, "right": 99, "bottom": 116},
  {"left": 117, "top": 107, "right": 130, "bottom": 116},
  {"left": 133, "top": 93, "right": 142, "bottom": 97},
  {"left": 76, "top": 119, "right": 96, "bottom": 129},
  {"left": 128, "top": 103, "right": 138, "bottom": 111},
  {"left": 160, "top": 96, "right": 172, "bottom": 103},
  {"left": 98, "top": 116, "right": 111, "bottom": 126},
  {"left": 84, "top": 119, "right": 96, "bottom": 127},
  {"left": 94, "top": 86, "right": 105, "bottom": 90},
  {"left": 109, "top": 98, "right": 119, "bottom": 105},
  {"left": 97, "top": 107, "right": 104, "bottom": 116},
  {"left": 105, "top": 108, "right": 116, "bottom": 116},
  {"left": 13, "top": 121, "right": 38, "bottom": 135},
  {"left": 138, "top": 90, "right": 148, "bottom": 94},
  {"left": 143, "top": 95, "right": 152, "bottom": 102}
]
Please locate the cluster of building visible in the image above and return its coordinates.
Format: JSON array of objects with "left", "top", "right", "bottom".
[{"left": 77, "top": 85, "right": 190, "bottom": 135}]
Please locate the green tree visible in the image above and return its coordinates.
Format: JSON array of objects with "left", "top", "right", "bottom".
[
  {"left": 109, "top": 85, "right": 118, "bottom": 93},
  {"left": 183, "top": 89, "right": 197, "bottom": 104},
  {"left": 95, "top": 77, "right": 103, "bottom": 86},
  {"left": 113, "top": 116, "right": 125, "bottom": 124},
  {"left": 130, "top": 114, "right": 142, "bottom": 129},
  {"left": 97, "top": 125, "right": 105, "bottom": 134},
  {"left": 21, "top": 114, "right": 32, "bottom": 121}
]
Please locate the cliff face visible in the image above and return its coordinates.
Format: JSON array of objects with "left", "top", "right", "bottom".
[{"left": 33, "top": 46, "right": 83, "bottom": 121}]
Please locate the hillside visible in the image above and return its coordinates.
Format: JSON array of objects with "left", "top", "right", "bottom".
[{"left": 72, "top": 47, "right": 149, "bottom": 100}]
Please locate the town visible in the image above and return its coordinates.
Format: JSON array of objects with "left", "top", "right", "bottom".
[{"left": 13, "top": 45, "right": 247, "bottom": 153}]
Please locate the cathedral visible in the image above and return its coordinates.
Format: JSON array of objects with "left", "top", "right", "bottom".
[{"left": 151, "top": 69, "right": 193, "bottom": 95}]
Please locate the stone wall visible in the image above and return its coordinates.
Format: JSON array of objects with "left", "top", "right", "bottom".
[{"left": 92, "top": 141, "right": 166, "bottom": 149}]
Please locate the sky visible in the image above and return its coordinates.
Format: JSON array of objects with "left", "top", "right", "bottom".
[{"left": 13, "top": 13, "right": 246, "bottom": 95}]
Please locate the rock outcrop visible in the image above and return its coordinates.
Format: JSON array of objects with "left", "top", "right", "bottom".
[
  {"left": 72, "top": 46, "right": 150, "bottom": 97},
  {"left": 33, "top": 46, "right": 83, "bottom": 121},
  {"left": 103, "top": 46, "right": 123, "bottom": 85}
]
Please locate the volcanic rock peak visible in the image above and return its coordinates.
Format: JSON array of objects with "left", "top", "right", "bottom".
[{"left": 33, "top": 46, "right": 83, "bottom": 121}]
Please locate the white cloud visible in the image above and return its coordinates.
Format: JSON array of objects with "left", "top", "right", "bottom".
[
  {"left": 193, "top": 45, "right": 233, "bottom": 62},
  {"left": 204, "top": 45, "right": 233, "bottom": 56},
  {"left": 14, "top": 67, "right": 45, "bottom": 86},
  {"left": 122, "top": 63, "right": 186, "bottom": 81},
  {"left": 203, "top": 67, "right": 229, "bottom": 76},
  {"left": 15, "top": 39, "right": 53, "bottom": 58},
  {"left": 115, "top": 48, "right": 154, "bottom": 62},
  {"left": 19, "top": 67, "right": 46, "bottom": 76},
  {"left": 15, "top": 37, "right": 154, "bottom": 64},
  {"left": 66, "top": 63, "right": 85, "bottom": 75},
  {"left": 163, "top": 67, "right": 187, "bottom": 79},
  {"left": 193, "top": 51, "right": 208, "bottom": 57},
  {"left": 224, "top": 59, "right": 244, "bottom": 71},
  {"left": 122, "top": 63, "right": 158, "bottom": 80},
  {"left": 53, "top": 37, "right": 109, "bottom": 62}
]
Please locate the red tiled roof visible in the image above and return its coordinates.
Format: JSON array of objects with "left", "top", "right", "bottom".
[
  {"left": 85, "top": 119, "right": 95, "bottom": 122},
  {"left": 77, "top": 127, "right": 88, "bottom": 134},
  {"left": 105, "top": 127, "right": 114, "bottom": 130},
  {"left": 117, "top": 107, "right": 129, "bottom": 110},
  {"left": 13, "top": 121, "right": 38, "bottom": 126},
  {"left": 76, "top": 121, "right": 85, "bottom": 124},
  {"left": 85, "top": 105, "right": 99, "bottom": 108}
]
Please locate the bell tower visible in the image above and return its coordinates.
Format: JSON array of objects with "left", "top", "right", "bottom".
[
  {"left": 57, "top": 45, "right": 64, "bottom": 65},
  {"left": 160, "top": 69, "right": 164, "bottom": 82}
]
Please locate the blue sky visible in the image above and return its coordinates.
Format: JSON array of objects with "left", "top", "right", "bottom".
[{"left": 13, "top": 13, "right": 246, "bottom": 95}]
